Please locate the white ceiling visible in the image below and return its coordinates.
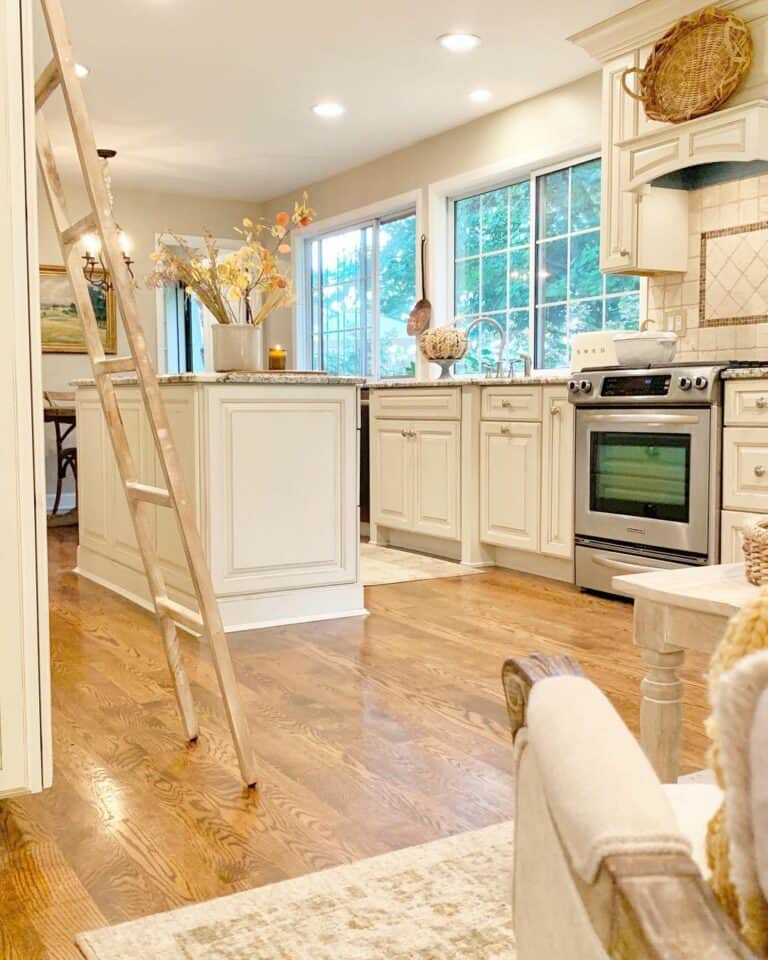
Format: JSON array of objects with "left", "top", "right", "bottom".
[{"left": 34, "top": 0, "right": 640, "bottom": 202}]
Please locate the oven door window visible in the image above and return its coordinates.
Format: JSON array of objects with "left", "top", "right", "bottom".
[{"left": 590, "top": 432, "right": 690, "bottom": 523}]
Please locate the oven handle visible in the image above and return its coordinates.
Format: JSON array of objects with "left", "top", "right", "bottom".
[
  {"left": 591, "top": 553, "right": 669, "bottom": 574},
  {"left": 582, "top": 413, "right": 701, "bottom": 426}
]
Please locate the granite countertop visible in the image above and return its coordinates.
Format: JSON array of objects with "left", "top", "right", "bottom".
[
  {"left": 368, "top": 373, "right": 570, "bottom": 388},
  {"left": 721, "top": 366, "right": 768, "bottom": 380},
  {"left": 72, "top": 372, "right": 366, "bottom": 387}
]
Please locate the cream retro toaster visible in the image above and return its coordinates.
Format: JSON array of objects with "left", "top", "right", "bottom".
[{"left": 570, "top": 331, "right": 619, "bottom": 372}]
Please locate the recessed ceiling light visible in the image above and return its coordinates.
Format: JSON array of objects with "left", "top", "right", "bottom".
[
  {"left": 470, "top": 89, "right": 492, "bottom": 103},
  {"left": 75, "top": 63, "right": 90, "bottom": 78},
  {"left": 312, "top": 102, "right": 346, "bottom": 118},
  {"left": 438, "top": 33, "right": 481, "bottom": 52}
]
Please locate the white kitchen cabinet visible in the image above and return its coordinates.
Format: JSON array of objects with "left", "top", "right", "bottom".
[
  {"left": 721, "top": 510, "right": 762, "bottom": 564},
  {"left": 480, "top": 421, "right": 541, "bottom": 552},
  {"left": 723, "top": 427, "right": 768, "bottom": 513},
  {"left": 412, "top": 421, "right": 461, "bottom": 540},
  {"left": 370, "top": 419, "right": 412, "bottom": 531},
  {"left": 541, "top": 388, "right": 575, "bottom": 558},
  {"left": 601, "top": 52, "right": 639, "bottom": 273},
  {"left": 77, "top": 380, "right": 364, "bottom": 631},
  {"left": 371, "top": 418, "right": 460, "bottom": 541}
]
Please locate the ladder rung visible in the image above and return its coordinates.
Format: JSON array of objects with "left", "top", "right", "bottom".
[
  {"left": 60, "top": 212, "right": 97, "bottom": 247},
  {"left": 35, "top": 59, "right": 61, "bottom": 111},
  {"left": 125, "top": 481, "right": 172, "bottom": 507},
  {"left": 94, "top": 356, "right": 136, "bottom": 376},
  {"left": 156, "top": 597, "right": 204, "bottom": 634}
]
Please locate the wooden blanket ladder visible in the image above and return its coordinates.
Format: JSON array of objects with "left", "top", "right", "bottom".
[{"left": 34, "top": 0, "right": 257, "bottom": 787}]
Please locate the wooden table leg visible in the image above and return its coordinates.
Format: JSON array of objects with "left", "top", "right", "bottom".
[{"left": 634, "top": 600, "right": 685, "bottom": 783}]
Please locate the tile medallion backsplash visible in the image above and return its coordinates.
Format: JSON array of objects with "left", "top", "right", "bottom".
[
  {"left": 647, "top": 173, "right": 768, "bottom": 362},
  {"left": 700, "top": 222, "right": 768, "bottom": 327}
]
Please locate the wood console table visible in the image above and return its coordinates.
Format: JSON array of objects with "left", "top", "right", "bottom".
[{"left": 613, "top": 563, "right": 758, "bottom": 783}]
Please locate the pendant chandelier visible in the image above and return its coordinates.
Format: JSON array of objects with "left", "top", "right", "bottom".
[{"left": 81, "top": 148, "right": 135, "bottom": 290}]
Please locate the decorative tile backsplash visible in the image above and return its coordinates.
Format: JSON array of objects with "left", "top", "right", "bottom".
[
  {"left": 647, "top": 173, "right": 768, "bottom": 362},
  {"left": 700, "top": 222, "right": 768, "bottom": 326}
]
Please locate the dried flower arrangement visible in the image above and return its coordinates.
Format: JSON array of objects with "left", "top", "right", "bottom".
[{"left": 147, "top": 193, "right": 315, "bottom": 325}]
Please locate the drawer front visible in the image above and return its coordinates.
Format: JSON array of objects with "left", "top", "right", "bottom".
[
  {"left": 723, "top": 427, "right": 768, "bottom": 511},
  {"left": 482, "top": 386, "right": 542, "bottom": 421},
  {"left": 720, "top": 509, "right": 762, "bottom": 563},
  {"left": 725, "top": 380, "right": 768, "bottom": 426},
  {"left": 371, "top": 388, "right": 460, "bottom": 421}
]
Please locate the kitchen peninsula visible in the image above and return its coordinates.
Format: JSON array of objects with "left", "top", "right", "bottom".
[{"left": 74, "top": 374, "right": 365, "bottom": 632}]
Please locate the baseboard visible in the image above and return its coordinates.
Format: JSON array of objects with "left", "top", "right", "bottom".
[
  {"left": 76, "top": 543, "right": 368, "bottom": 634},
  {"left": 46, "top": 492, "right": 76, "bottom": 511}
]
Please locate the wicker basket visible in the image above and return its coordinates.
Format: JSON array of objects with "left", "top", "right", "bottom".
[
  {"left": 742, "top": 517, "right": 768, "bottom": 585},
  {"left": 621, "top": 7, "right": 753, "bottom": 124}
]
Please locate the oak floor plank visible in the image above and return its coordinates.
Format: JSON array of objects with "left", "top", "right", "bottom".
[{"left": 0, "top": 528, "right": 711, "bottom": 957}]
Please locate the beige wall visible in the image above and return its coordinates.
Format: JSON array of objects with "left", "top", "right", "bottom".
[
  {"left": 38, "top": 179, "right": 259, "bottom": 501},
  {"left": 261, "top": 71, "right": 603, "bottom": 357}
]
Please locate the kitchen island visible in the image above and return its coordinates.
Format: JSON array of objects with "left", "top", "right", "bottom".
[{"left": 74, "top": 373, "right": 365, "bottom": 632}]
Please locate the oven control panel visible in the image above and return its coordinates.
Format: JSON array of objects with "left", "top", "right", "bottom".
[{"left": 567, "top": 365, "right": 725, "bottom": 405}]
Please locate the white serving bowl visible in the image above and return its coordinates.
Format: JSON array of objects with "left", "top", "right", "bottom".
[{"left": 613, "top": 331, "right": 678, "bottom": 367}]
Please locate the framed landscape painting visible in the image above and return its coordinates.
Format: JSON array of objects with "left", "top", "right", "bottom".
[{"left": 40, "top": 264, "right": 116, "bottom": 353}]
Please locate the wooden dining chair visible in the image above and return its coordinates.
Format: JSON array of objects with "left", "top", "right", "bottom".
[{"left": 44, "top": 390, "right": 77, "bottom": 516}]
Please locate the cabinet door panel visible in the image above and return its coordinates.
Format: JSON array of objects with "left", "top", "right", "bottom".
[
  {"left": 723, "top": 428, "right": 768, "bottom": 512},
  {"left": 155, "top": 388, "right": 198, "bottom": 595},
  {"left": 108, "top": 388, "right": 156, "bottom": 569},
  {"left": 480, "top": 422, "right": 541, "bottom": 551},
  {"left": 371, "top": 420, "right": 412, "bottom": 530},
  {"left": 721, "top": 510, "right": 762, "bottom": 564},
  {"left": 541, "top": 389, "right": 574, "bottom": 558},
  {"left": 412, "top": 421, "right": 460, "bottom": 540},
  {"left": 602, "top": 53, "right": 638, "bottom": 273}
]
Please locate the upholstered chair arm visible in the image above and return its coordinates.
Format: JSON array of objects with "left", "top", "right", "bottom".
[{"left": 503, "top": 653, "right": 757, "bottom": 960}]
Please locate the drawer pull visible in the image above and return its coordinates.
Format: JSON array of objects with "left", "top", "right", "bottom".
[
  {"left": 501, "top": 399, "right": 514, "bottom": 408},
  {"left": 500, "top": 424, "right": 511, "bottom": 434},
  {"left": 755, "top": 465, "right": 766, "bottom": 478},
  {"left": 757, "top": 397, "right": 768, "bottom": 409}
]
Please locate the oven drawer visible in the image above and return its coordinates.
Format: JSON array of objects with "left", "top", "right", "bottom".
[
  {"left": 482, "top": 386, "right": 542, "bottom": 421},
  {"left": 723, "top": 428, "right": 768, "bottom": 512},
  {"left": 725, "top": 380, "right": 768, "bottom": 426}
]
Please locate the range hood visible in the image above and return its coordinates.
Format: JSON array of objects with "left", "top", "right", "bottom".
[
  {"left": 572, "top": 0, "right": 768, "bottom": 191},
  {"left": 619, "top": 98, "right": 768, "bottom": 192}
]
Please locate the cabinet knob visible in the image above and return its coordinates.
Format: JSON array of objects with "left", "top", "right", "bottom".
[
  {"left": 757, "top": 397, "right": 767, "bottom": 409},
  {"left": 755, "top": 465, "right": 766, "bottom": 478},
  {"left": 619, "top": 248, "right": 630, "bottom": 257},
  {"left": 550, "top": 403, "right": 561, "bottom": 416},
  {"left": 500, "top": 424, "right": 511, "bottom": 434}
]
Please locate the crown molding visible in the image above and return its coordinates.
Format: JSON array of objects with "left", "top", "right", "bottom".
[{"left": 569, "top": 0, "right": 751, "bottom": 62}]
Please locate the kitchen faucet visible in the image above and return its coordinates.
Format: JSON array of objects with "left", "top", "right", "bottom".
[{"left": 464, "top": 315, "right": 508, "bottom": 377}]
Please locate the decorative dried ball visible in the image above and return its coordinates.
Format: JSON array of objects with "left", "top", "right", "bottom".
[{"left": 419, "top": 326, "right": 468, "bottom": 361}]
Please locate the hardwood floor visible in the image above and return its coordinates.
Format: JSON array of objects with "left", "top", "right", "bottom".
[{"left": 0, "top": 529, "right": 710, "bottom": 958}]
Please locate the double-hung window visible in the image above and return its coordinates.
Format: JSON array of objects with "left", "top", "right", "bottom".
[
  {"left": 306, "top": 210, "right": 417, "bottom": 378},
  {"left": 453, "top": 157, "right": 640, "bottom": 371}
]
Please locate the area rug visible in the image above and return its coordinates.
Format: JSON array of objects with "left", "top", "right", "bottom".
[
  {"left": 77, "top": 822, "right": 515, "bottom": 959},
  {"left": 361, "top": 542, "right": 483, "bottom": 587}
]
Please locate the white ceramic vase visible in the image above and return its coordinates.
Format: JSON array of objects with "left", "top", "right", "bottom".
[{"left": 211, "top": 324, "right": 264, "bottom": 373}]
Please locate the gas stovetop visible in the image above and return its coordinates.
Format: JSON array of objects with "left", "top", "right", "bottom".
[{"left": 567, "top": 362, "right": 729, "bottom": 406}]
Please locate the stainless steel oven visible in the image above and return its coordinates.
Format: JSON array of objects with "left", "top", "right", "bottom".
[{"left": 569, "top": 364, "right": 725, "bottom": 594}]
